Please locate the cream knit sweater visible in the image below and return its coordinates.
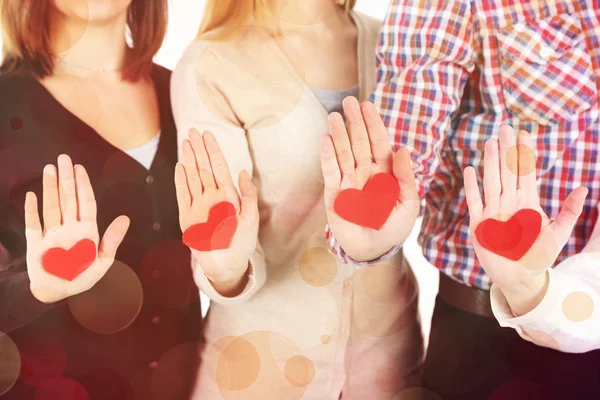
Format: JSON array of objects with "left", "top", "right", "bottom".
[{"left": 171, "top": 11, "right": 423, "bottom": 400}]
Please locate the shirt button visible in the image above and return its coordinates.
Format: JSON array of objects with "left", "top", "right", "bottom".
[
  {"left": 152, "top": 222, "right": 161, "bottom": 231},
  {"left": 146, "top": 175, "right": 154, "bottom": 184},
  {"left": 149, "top": 361, "right": 159, "bottom": 369},
  {"left": 152, "top": 316, "right": 161, "bottom": 325}
]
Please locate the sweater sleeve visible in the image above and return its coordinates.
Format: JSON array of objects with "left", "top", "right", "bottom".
[
  {"left": 0, "top": 215, "right": 62, "bottom": 332},
  {"left": 170, "top": 41, "right": 267, "bottom": 306}
]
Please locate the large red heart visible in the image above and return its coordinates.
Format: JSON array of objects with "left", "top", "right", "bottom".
[
  {"left": 42, "top": 239, "right": 97, "bottom": 281},
  {"left": 334, "top": 173, "right": 400, "bottom": 230},
  {"left": 182, "top": 201, "right": 238, "bottom": 251},
  {"left": 474, "top": 209, "right": 542, "bottom": 261}
]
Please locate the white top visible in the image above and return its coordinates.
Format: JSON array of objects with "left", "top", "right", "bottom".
[
  {"left": 491, "top": 251, "right": 600, "bottom": 353},
  {"left": 123, "top": 132, "right": 161, "bottom": 170}
]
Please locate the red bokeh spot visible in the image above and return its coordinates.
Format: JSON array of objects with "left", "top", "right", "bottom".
[
  {"left": 33, "top": 378, "right": 89, "bottom": 400},
  {"left": 17, "top": 338, "right": 67, "bottom": 387},
  {"left": 10, "top": 116, "right": 23, "bottom": 130}
]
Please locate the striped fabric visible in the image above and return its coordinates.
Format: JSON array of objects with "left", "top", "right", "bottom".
[{"left": 330, "top": 0, "right": 600, "bottom": 290}]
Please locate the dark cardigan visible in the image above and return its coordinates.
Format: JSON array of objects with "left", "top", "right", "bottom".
[{"left": 0, "top": 65, "right": 202, "bottom": 400}]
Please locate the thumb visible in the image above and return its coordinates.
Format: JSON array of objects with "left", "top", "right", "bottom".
[
  {"left": 551, "top": 186, "right": 588, "bottom": 246},
  {"left": 238, "top": 170, "right": 258, "bottom": 221},
  {"left": 393, "top": 148, "right": 419, "bottom": 204},
  {"left": 98, "top": 215, "right": 130, "bottom": 261}
]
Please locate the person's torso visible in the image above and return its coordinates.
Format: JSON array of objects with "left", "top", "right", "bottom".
[
  {"left": 0, "top": 65, "right": 202, "bottom": 400},
  {"left": 423, "top": 0, "right": 600, "bottom": 289}
]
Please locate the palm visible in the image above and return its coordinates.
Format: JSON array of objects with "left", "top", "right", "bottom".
[
  {"left": 175, "top": 129, "right": 259, "bottom": 284},
  {"left": 25, "top": 156, "right": 129, "bottom": 304},
  {"left": 320, "top": 99, "right": 419, "bottom": 262},
  {"left": 464, "top": 126, "right": 587, "bottom": 289},
  {"left": 28, "top": 222, "right": 102, "bottom": 299},
  {"left": 326, "top": 164, "right": 418, "bottom": 260}
]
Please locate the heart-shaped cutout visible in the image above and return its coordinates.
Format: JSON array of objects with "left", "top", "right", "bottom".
[
  {"left": 42, "top": 239, "right": 97, "bottom": 281},
  {"left": 182, "top": 201, "right": 238, "bottom": 251},
  {"left": 474, "top": 209, "right": 542, "bottom": 261},
  {"left": 334, "top": 172, "right": 400, "bottom": 230}
]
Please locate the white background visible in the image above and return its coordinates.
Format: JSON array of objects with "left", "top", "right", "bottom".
[{"left": 0, "top": 0, "right": 439, "bottom": 345}]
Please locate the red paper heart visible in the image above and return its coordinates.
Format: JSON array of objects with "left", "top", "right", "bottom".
[
  {"left": 334, "top": 172, "right": 400, "bottom": 230},
  {"left": 474, "top": 209, "right": 542, "bottom": 261},
  {"left": 42, "top": 239, "right": 97, "bottom": 281},
  {"left": 182, "top": 201, "right": 238, "bottom": 251}
]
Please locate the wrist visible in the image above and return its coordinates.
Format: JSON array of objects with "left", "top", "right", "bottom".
[
  {"left": 205, "top": 262, "right": 251, "bottom": 298},
  {"left": 30, "top": 284, "right": 62, "bottom": 304},
  {"left": 498, "top": 272, "right": 549, "bottom": 317},
  {"left": 344, "top": 243, "right": 400, "bottom": 263}
]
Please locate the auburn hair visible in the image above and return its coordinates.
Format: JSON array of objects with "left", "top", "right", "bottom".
[
  {"left": 0, "top": 0, "right": 168, "bottom": 81},
  {"left": 198, "top": 0, "right": 357, "bottom": 40}
]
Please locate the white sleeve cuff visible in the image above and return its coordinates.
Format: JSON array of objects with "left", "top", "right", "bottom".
[
  {"left": 192, "top": 252, "right": 267, "bottom": 306},
  {"left": 490, "top": 252, "right": 600, "bottom": 353}
]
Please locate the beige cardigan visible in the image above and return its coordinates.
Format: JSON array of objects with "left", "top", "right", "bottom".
[{"left": 171, "top": 11, "right": 423, "bottom": 400}]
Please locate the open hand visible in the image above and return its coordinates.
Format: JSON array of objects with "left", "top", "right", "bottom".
[
  {"left": 175, "top": 129, "right": 259, "bottom": 296},
  {"left": 320, "top": 98, "right": 419, "bottom": 262},
  {"left": 25, "top": 155, "right": 130, "bottom": 304},
  {"left": 464, "top": 126, "right": 588, "bottom": 315}
]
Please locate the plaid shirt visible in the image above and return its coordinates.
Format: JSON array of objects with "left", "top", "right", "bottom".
[{"left": 330, "top": 0, "right": 600, "bottom": 289}]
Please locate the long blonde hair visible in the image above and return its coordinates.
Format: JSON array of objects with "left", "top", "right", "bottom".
[{"left": 198, "top": 0, "right": 357, "bottom": 40}]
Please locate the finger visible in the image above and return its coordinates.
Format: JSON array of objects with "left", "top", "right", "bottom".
[
  {"left": 362, "top": 101, "right": 393, "bottom": 168},
  {"left": 42, "top": 164, "right": 61, "bottom": 230},
  {"left": 98, "top": 215, "right": 130, "bottom": 261},
  {"left": 551, "top": 186, "right": 588, "bottom": 246},
  {"left": 463, "top": 166, "right": 483, "bottom": 225},
  {"left": 516, "top": 130, "right": 538, "bottom": 199},
  {"left": 342, "top": 97, "right": 372, "bottom": 170},
  {"left": 238, "top": 170, "right": 258, "bottom": 221},
  {"left": 57, "top": 154, "right": 77, "bottom": 222},
  {"left": 181, "top": 139, "right": 203, "bottom": 201},
  {"left": 204, "top": 131, "right": 235, "bottom": 188},
  {"left": 498, "top": 125, "right": 517, "bottom": 198},
  {"left": 393, "top": 148, "right": 419, "bottom": 204},
  {"left": 329, "top": 112, "right": 355, "bottom": 180},
  {"left": 483, "top": 139, "right": 501, "bottom": 209},
  {"left": 320, "top": 134, "right": 341, "bottom": 205},
  {"left": 189, "top": 128, "right": 216, "bottom": 192},
  {"left": 24, "top": 192, "right": 42, "bottom": 241},
  {"left": 174, "top": 163, "right": 192, "bottom": 215},
  {"left": 74, "top": 164, "right": 97, "bottom": 222}
]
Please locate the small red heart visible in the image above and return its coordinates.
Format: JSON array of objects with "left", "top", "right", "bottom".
[
  {"left": 334, "top": 172, "right": 400, "bottom": 230},
  {"left": 182, "top": 202, "right": 238, "bottom": 251},
  {"left": 474, "top": 209, "right": 542, "bottom": 261},
  {"left": 42, "top": 239, "right": 97, "bottom": 281}
]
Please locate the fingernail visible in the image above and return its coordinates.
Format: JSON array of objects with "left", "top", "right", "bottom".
[{"left": 43, "top": 164, "right": 55, "bottom": 175}]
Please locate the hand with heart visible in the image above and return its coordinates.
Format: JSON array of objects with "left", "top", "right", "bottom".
[
  {"left": 175, "top": 129, "right": 259, "bottom": 297},
  {"left": 25, "top": 155, "right": 130, "bottom": 304},
  {"left": 464, "top": 126, "right": 588, "bottom": 315},
  {"left": 320, "top": 98, "right": 420, "bottom": 262}
]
